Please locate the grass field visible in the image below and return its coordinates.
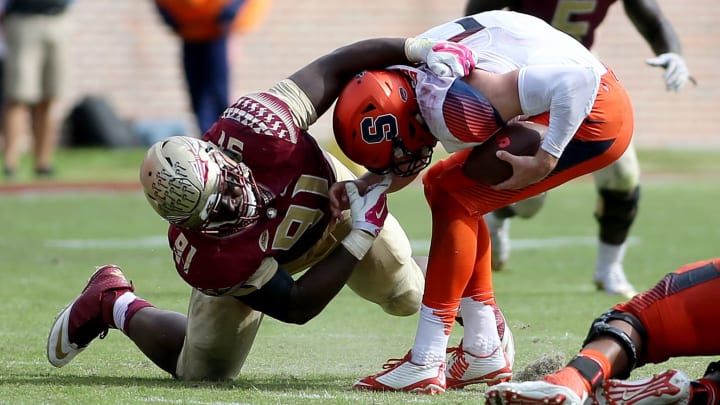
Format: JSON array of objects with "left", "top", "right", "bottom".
[{"left": 1, "top": 147, "right": 718, "bottom": 404}]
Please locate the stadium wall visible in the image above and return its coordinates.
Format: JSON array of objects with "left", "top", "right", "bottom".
[{"left": 64, "top": 0, "right": 719, "bottom": 149}]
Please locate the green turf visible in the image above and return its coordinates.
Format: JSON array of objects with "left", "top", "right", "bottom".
[{"left": 0, "top": 147, "right": 717, "bottom": 404}]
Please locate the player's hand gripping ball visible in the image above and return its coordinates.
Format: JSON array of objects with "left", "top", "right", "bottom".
[{"left": 462, "top": 120, "right": 547, "bottom": 185}]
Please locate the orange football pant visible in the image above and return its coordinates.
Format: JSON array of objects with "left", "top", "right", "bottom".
[
  {"left": 420, "top": 69, "right": 633, "bottom": 316},
  {"left": 615, "top": 258, "right": 720, "bottom": 365}
]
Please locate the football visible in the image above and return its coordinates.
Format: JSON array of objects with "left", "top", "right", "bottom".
[{"left": 462, "top": 120, "right": 546, "bottom": 185}]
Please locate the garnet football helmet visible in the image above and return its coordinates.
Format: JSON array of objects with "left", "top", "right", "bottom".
[
  {"left": 139, "top": 136, "right": 262, "bottom": 234},
  {"left": 333, "top": 70, "right": 436, "bottom": 177}
]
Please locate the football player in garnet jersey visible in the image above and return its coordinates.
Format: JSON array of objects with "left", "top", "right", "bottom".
[
  {"left": 45, "top": 36, "right": 484, "bottom": 381},
  {"left": 486, "top": 257, "right": 720, "bottom": 405},
  {"left": 465, "top": 0, "right": 694, "bottom": 298},
  {"left": 329, "top": 11, "right": 633, "bottom": 393}
]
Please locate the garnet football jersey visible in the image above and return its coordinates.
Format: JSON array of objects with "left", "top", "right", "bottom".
[
  {"left": 168, "top": 91, "right": 335, "bottom": 295},
  {"left": 510, "top": 0, "right": 618, "bottom": 48}
]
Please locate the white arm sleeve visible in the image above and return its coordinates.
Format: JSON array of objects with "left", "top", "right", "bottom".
[
  {"left": 518, "top": 65, "right": 600, "bottom": 158},
  {"left": 267, "top": 79, "right": 319, "bottom": 130}
]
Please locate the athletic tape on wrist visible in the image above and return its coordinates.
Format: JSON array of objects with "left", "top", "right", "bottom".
[
  {"left": 404, "top": 37, "right": 432, "bottom": 63},
  {"left": 341, "top": 229, "right": 375, "bottom": 260}
]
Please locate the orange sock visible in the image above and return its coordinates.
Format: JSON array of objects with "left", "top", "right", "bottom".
[
  {"left": 544, "top": 367, "right": 591, "bottom": 398},
  {"left": 545, "top": 348, "right": 612, "bottom": 398},
  {"left": 577, "top": 348, "right": 612, "bottom": 385}
]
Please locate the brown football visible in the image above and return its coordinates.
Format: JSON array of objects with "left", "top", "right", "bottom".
[{"left": 462, "top": 120, "right": 547, "bottom": 185}]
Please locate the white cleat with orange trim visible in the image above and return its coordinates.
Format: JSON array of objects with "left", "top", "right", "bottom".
[{"left": 352, "top": 351, "right": 446, "bottom": 394}]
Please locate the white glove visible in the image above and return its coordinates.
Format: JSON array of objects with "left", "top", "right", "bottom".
[
  {"left": 405, "top": 37, "right": 477, "bottom": 78},
  {"left": 645, "top": 52, "right": 692, "bottom": 92},
  {"left": 346, "top": 177, "right": 390, "bottom": 237}
]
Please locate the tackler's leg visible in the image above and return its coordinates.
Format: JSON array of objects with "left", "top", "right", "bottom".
[
  {"left": 592, "top": 142, "right": 640, "bottom": 299},
  {"left": 176, "top": 289, "right": 263, "bottom": 381}
]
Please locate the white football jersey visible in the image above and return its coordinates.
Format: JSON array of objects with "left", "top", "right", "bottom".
[
  {"left": 418, "top": 10, "right": 607, "bottom": 75},
  {"left": 409, "top": 11, "right": 609, "bottom": 155}
]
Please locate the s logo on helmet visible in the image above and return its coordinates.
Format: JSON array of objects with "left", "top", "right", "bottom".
[{"left": 360, "top": 114, "right": 398, "bottom": 145}]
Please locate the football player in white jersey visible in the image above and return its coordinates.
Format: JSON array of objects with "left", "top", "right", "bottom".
[
  {"left": 330, "top": 11, "right": 634, "bottom": 393},
  {"left": 465, "top": 0, "right": 694, "bottom": 301}
]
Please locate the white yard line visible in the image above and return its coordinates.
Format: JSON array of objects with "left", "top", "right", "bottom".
[{"left": 45, "top": 236, "right": 638, "bottom": 252}]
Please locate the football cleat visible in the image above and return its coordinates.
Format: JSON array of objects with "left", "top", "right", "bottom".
[
  {"left": 47, "top": 265, "right": 133, "bottom": 368},
  {"left": 352, "top": 351, "right": 446, "bottom": 394},
  {"left": 485, "top": 380, "right": 587, "bottom": 405},
  {"left": 485, "top": 212, "right": 510, "bottom": 271},
  {"left": 596, "top": 369, "right": 691, "bottom": 405},
  {"left": 446, "top": 341, "right": 513, "bottom": 389},
  {"left": 593, "top": 263, "right": 638, "bottom": 299}
]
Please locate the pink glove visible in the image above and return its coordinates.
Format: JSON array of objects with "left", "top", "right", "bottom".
[
  {"left": 427, "top": 42, "right": 477, "bottom": 77},
  {"left": 405, "top": 37, "right": 477, "bottom": 78},
  {"left": 346, "top": 176, "right": 390, "bottom": 237}
]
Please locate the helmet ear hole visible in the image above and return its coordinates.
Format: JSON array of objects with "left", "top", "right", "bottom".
[{"left": 333, "top": 69, "right": 435, "bottom": 176}]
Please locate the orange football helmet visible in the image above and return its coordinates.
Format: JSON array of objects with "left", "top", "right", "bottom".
[{"left": 333, "top": 70, "right": 437, "bottom": 177}]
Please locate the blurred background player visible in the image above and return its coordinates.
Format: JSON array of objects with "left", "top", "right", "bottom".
[
  {"left": 0, "top": 0, "right": 7, "bottom": 149},
  {"left": 486, "top": 257, "right": 720, "bottom": 405},
  {"left": 2, "top": 0, "right": 74, "bottom": 178},
  {"left": 153, "top": 0, "right": 270, "bottom": 134},
  {"left": 464, "top": 0, "right": 694, "bottom": 299}
]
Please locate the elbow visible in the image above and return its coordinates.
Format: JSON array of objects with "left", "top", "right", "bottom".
[
  {"left": 281, "top": 308, "right": 322, "bottom": 325},
  {"left": 289, "top": 317, "right": 312, "bottom": 326}
]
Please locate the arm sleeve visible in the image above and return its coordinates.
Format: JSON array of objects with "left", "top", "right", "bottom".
[
  {"left": 517, "top": 65, "right": 600, "bottom": 157},
  {"left": 234, "top": 266, "right": 296, "bottom": 322},
  {"left": 267, "top": 79, "right": 318, "bottom": 130}
]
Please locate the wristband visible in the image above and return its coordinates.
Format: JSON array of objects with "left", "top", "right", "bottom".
[{"left": 341, "top": 229, "right": 375, "bottom": 260}]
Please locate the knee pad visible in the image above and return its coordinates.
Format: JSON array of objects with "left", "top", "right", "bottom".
[
  {"left": 595, "top": 186, "right": 640, "bottom": 245},
  {"left": 582, "top": 309, "right": 647, "bottom": 379},
  {"left": 381, "top": 287, "right": 422, "bottom": 317}
]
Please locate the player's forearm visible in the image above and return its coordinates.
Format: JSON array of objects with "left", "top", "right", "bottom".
[
  {"left": 518, "top": 65, "right": 599, "bottom": 158},
  {"left": 285, "top": 244, "right": 361, "bottom": 324},
  {"left": 623, "top": 0, "right": 683, "bottom": 55},
  {"left": 288, "top": 38, "right": 408, "bottom": 117}
]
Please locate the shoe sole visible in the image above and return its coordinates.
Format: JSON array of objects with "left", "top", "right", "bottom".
[
  {"left": 485, "top": 381, "right": 584, "bottom": 405},
  {"left": 47, "top": 301, "right": 82, "bottom": 367},
  {"left": 46, "top": 266, "right": 111, "bottom": 368},
  {"left": 447, "top": 370, "right": 512, "bottom": 389},
  {"left": 353, "top": 382, "right": 445, "bottom": 394},
  {"left": 593, "top": 280, "right": 637, "bottom": 300}
]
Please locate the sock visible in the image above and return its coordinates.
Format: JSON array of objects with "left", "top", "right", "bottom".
[
  {"left": 459, "top": 296, "right": 501, "bottom": 356},
  {"left": 112, "top": 292, "right": 152, "bottom": 335},
  {"left": 411, "top": 304, "right": 454, "bottom": 365},
  {"left": 544, "top": 367, "right": 592, "bottom": 399},
  {"left": 596, "top": 241, "right": 627, "bottom": 274},
  {"left": 547, "top": 348, "right": 611, "bottom": 398}
]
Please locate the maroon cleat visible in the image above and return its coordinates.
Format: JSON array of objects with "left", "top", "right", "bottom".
[{"left": 47, "top": 265, "right": 134, "bottom": 367}]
